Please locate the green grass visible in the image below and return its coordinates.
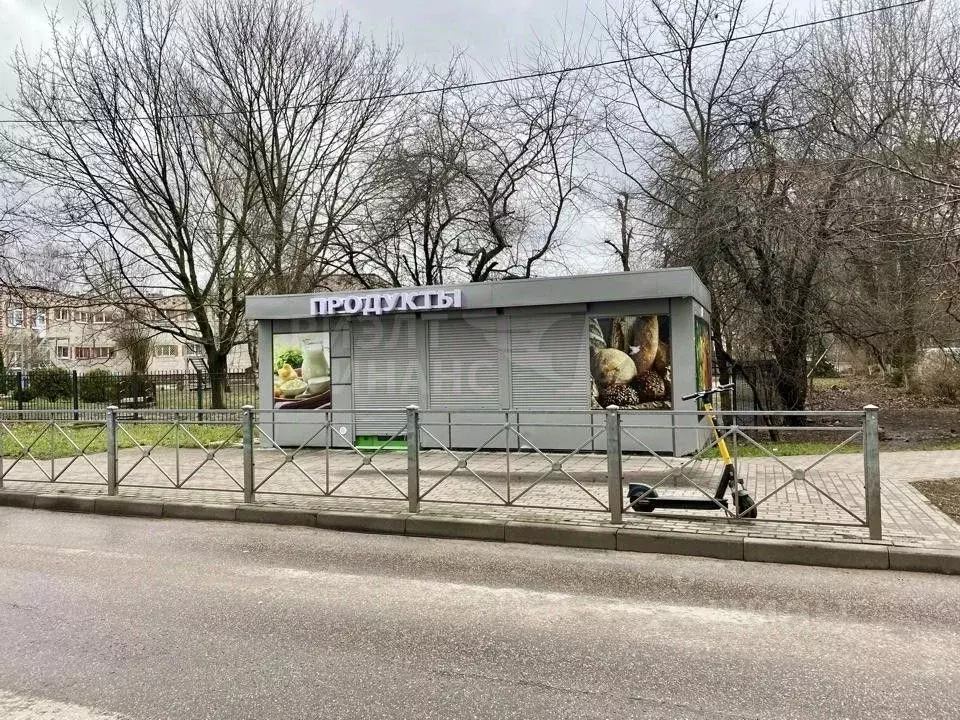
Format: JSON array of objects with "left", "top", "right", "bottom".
[
  {"left": 0, "top": 388, "right": 257, "bottom": 413},
  {"left": 0, "top": 421, "right": 242, "bottom": 460},
  {"left": 701, "top": 441, "right": 862, "bottom": 458}
]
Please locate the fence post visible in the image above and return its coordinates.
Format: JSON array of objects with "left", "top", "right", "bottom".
[
  {"left": 863, "top": 404, "right": 881, "bottom": 540},
  {"left": 196, "top": 373, "right": 204, "bottom": 422},
  {"left": 72, "top": 370, "right": 80, "bottom": 421},
  {"left": 406, "top": 405, "right": 420, "bottom": 513},
  {"left": 605, "top": 407, "right": 623, "bottom": 524},
  {"left": 106, "top": 405, "right": 119, "bottom": 496},
  {"left": 16, "top": 370, "right": 23, "bottom": 415},
  {"left": 242, "top": 405, "right": 255, "bottom": 504}
]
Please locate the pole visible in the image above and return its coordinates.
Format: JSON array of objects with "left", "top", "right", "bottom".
[
  {"left": 242, "top": 405, "right": 255, "bottom": 504},
  {"left": 106, "top": 405, "right": 119, "bottom": 496},
  {"left": 863, "top": 404, "right": 881, "bottom": 540},
  {"left": 606, "top": 407, "right": 623, "bottom": 524},
  {"left": 72, "top": 370, "right": 80, "bottom": 421},
  {"left": 196, "top": 372, "right": 204, "bottom": 422},
  {"left": 406, "top": 405, "right": 420, "bottom": 513}
]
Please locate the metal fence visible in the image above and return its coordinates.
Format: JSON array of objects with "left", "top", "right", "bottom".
[
  {"left": 0, "top": 370, "right": 257, "bottom": 413},
  {"left": 0, "top": 404, "right": 882, "bottom": 538}
]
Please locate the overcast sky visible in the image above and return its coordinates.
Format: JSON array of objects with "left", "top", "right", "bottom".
[{"left": 0, "top": 0, "right": 606, "bottom": 101}]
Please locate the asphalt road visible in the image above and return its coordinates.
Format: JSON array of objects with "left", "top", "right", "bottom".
[{"left": 0, "top": 508, "right": 958, "bottom": 719}]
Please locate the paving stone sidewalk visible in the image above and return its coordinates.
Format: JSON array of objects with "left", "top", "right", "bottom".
[{"left": 2, "top": 445, "right": 960, "bottom": 550}]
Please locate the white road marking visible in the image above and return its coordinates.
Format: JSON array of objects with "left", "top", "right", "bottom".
[{"left": 0, "top": 690, "right": 126, "bottom": 719}]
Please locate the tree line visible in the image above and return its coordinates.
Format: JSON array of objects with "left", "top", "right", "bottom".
[{"left": 0, "top": 0, "right": 957, "bottom": 410}]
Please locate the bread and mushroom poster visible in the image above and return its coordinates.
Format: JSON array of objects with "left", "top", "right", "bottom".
[{"left": 590, "top": 315, "right": 673, "bottom": 410}]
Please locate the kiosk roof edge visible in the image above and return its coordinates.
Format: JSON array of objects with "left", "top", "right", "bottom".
[{"left": 245, "top": 267, "right": 710, "bottom": 321}]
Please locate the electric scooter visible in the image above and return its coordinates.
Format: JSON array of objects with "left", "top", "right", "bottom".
[{"left": 627, "top": 383, "right": 758, "bottom": 518}]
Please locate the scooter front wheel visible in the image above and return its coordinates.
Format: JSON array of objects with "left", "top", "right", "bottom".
[{"left": 628, "top": 483, "right": 657, "bottom": 512}]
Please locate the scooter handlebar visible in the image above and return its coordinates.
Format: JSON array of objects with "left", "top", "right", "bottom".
[{"left": 681, "top": 383, "right": 735, "bottom": 402}]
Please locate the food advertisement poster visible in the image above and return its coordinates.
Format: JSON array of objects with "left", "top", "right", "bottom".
[
  {"left": 590, "top": 314, "right": 672, "bottom": 410},
  {"left": 695, "top": 318, "right": 712, "bottom": 395},
  {"left": 272, "top": 332, "right": 332, "bottom": 410}
]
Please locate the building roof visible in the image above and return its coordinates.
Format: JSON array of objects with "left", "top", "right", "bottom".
[{"left": 244, "top": 267, "right": 710, "bottom": 320}]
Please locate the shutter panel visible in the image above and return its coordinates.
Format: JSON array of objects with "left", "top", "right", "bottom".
[
  {"left": 427, "top": 317, "right": 500, "bottom": 409},
  {"left": 351, "top": 317, "right": 418, "bottom": 434},
  {"left": 509, "top": 314, "right": 587, "bottom": 409}
]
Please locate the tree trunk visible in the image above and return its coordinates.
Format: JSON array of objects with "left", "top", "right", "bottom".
[{"left": 206, "top": 349, "right": 230, "bottom": 409}]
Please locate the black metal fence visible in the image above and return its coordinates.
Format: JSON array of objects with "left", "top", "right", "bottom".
[{"left": 0, "top": 369, "right": 257, "bottom": 414}]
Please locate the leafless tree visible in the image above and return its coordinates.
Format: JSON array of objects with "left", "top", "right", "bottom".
[
  {"left": 191, "top": 0, "right": 409, "bottom": 295},
  {"left": 1, "top": 0, "right": 411, "bottom": 406}
]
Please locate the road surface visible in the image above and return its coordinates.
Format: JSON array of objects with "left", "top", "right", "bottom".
[{"left": 0, "top": 507, "right": 958, "bottom": 719}]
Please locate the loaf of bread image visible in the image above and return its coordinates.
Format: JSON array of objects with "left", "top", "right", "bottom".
[{"left": 629, "top": 315, "right": 659, "bottom": 375}]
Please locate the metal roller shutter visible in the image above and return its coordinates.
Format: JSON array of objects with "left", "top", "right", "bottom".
[
  {"left": 427, "top": 317, "right": 500, "bottom": 409},
  {"left": 509, "top": 314, "right": 588, "bottom": 409},
  {"left": 351, "top": 316, "right": 419, "bottom": 434}
]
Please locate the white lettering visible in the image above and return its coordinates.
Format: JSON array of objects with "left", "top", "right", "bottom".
[
  {"left": 308, "top": 289, "right": 463, "bottom": 316},
  {"left": 400, "top": 292, "right": 427, "bottom": 311},
  {"left": 437, "top": 289, "right": 462, "bottom": 309},
  {"left": 381, "top": 294, "right": 400, "bottom": 314},
  {"left": 361, "top": 296, "right": 379, "bottom": 315}
]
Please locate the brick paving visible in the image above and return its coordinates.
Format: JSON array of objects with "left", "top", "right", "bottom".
[{"left": 2, "top": 442, "right": 960, "bottom": 550}]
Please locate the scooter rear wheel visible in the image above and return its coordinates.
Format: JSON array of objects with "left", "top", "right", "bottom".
[{"left": 628, "top": 483, "right": 657, "bottom": 512}]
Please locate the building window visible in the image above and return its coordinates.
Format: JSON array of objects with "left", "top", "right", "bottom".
[
  {"left": 74, "top": 311, "right": 90, "bottom": 324},
  {"left": 57, "top": 345, "right": 71, "bottom": 359},
  {"left": 154, "top": 345, "right": 179, "bottom": 357},
  {"left": 55, "top": 308, "right": 71, "bottom": 322},
  {"left": 74, "top": 346, "right": 112, "bottom": 360},
  {"left": 185, "top": 344, "right": 202, "bottom": 356},
  {"left": 92, "top": 311, "right": 109, "bottom": 324},
  {"left": 34, "top": 310, "right": 47, "bottom": 331},
  {"left": 7, "top": 307, "right": 23, "bottom": 328}
]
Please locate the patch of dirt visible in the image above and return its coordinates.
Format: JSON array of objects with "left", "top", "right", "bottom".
[
  {"left": 912, "top": 479, "right": 960, "bottom": 524},
  {"left": 807, "top": 375, "right": 960, "bottom": 448}
]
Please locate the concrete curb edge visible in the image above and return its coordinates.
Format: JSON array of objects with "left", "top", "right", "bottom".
[{"left": 3, "top": 490, "right": 959, "bottom": 575}]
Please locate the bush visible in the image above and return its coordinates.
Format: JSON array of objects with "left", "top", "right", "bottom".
[
  {"left": 78, "top": 369, "right": 117, "bottom": 403},
  {"left": 811, "top": 359, "right": 842, "bottom": 379},
  {"left": 29, "top": 366, "right": 73, "bottom": 401},
  {"left": 12, "top": 385, "right": 33, "bottom": 403},
  {"left": 118, "top": 375, "right": 155, "bottom": 401},
  {"left": 916, "top": 354, "right": 960, "bottom": 403}
]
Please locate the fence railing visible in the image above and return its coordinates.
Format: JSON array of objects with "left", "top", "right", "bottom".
[
  {"left": 0, "top": 404, "right": 883, "bottom": 538},
  {"left": 0, "top": 370, "right": 257, "bottom": 414}
]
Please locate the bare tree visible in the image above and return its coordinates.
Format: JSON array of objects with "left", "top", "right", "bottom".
[
  {"left": 191, "top": 0, "right": 409, "bottom": 295},
  {"left": 1, "top": 0, "right": 413, "bottom": 406}
]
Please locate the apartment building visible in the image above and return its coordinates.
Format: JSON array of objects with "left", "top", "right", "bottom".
[{"left": 0, "top": 290, "right": 251, "bottom": 374}]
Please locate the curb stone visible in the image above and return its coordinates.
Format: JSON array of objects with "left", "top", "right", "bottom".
[
  {"left": 236, "top": 505, "right": 316, "bottom": 527},
  {"left": 617, "top": 528, "right": 744, "bottom": 560},
  {"left": 743, "top": 537, "right": 890, "bottom": 570},
  {"left": 34, "top": 494, "right": 97, "bottom": 513},
  {"left": 163, "top": 502, "right": 238, "bottom": 521},
  {"left": 94, "top": 496, "right": 164, "bottom": 518},
  {"left": 406, "top": 516, "right": 505, "bottom": 541},
  {"left": 315, "top": 511, "right": 408, "bottom": 535},
  {"left": 4, "top": 489, "right": 960, "bottom": 575},
  {"left": 505, "top": 521, "right": 618, "bottom": 550},
  {"left": 889, "top": 546, "right": 960, "bottom": 575}
]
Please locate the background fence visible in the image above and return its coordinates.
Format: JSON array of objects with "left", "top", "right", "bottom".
[{"left": 0, "top": 369, "right": 257, "bottom": 413}]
